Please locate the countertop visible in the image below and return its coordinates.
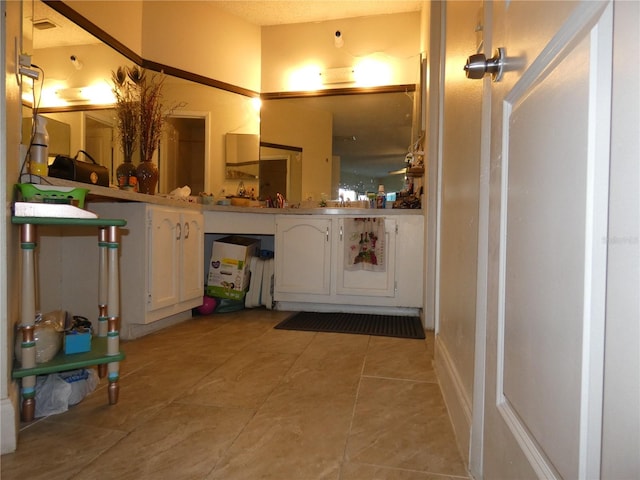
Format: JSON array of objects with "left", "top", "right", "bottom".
[{"left": 33, "top": 177, "right": 424, "bottom": 216}]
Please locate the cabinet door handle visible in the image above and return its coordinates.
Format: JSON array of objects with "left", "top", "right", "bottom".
[
  {"left": 176, "top": 222, "right": 181, "bottom": 240},
  {"left": 340, "top": 225, "right": 343, "bottom": 241},
  {"left": 183, "top": 222, "right": 190, "bottom": 239},
  {"left": 326, "top": 226, "right": 329, "bottom": 242}
]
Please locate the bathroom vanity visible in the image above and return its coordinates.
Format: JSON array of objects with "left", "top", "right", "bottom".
[
  {"left": 33, "top": 179, "right": 424, "bottom": 339},
  {"left": 274, "top": 214, "right": 423, "bottom": 314}
]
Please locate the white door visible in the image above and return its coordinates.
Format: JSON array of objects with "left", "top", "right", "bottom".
[
  {"left": 274, "top": 216, "right": 331, "bottom": 296},
  {"left": 481, "top": 2, "right": 613, "bottom": 479},
  {"left": 180, "top": 211, "right": 204, "bottom": 302},
  {"left": 147, "top": 207, "right": 180, "bottom": 310},
  {"left": 84, "top": 114, "right": 114, "bottom": 183}
]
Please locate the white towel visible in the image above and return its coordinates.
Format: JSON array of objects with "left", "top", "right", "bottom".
[
  {"left": 245, "top": 256, "right": 263, "bottom": 308},
  {"left": 343, "top": 217, "right": 386, "bottom": 272},
  {"left": 261, "top": 258, "right": 274, "bottom": 310}
]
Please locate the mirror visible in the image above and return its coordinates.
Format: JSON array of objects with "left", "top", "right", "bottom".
[
  {"left": 225, "top": 133, "right": 260, "bottom": 181},
  {"left": 261, "top": 89, "right": 417, "bottom": 202},
  {"left": 259, "top": 143, "right": 303, "bottom": 202},
  {"left": 23, "top": 1, "right": 421, "bottom": 203},
  {"left": 22, "top": 0, "right": 259, "bottom": 196}
]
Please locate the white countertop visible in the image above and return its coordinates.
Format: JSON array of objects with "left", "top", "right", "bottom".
[{"left": 35, "top": 177, "right": 423, "bottom": 216}]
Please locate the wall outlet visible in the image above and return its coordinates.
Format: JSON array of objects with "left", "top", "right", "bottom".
[{"left": 19, "top": 53, "right": 32, "bottom": 67}]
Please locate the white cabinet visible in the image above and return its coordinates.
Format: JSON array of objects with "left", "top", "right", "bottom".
[
  {"left": 91, "top": 203, "right": 204, "bottom": 331},
  {"left": 274, "top": 214, "right": 422, "bottom": 313},
  {"left": 147, "top": 207, "right": 204, "bottom": 312},
  {"left": 275, "top": 217, "right": 332, "bottom": 295}
]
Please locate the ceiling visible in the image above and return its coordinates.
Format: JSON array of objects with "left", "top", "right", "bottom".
[
  {"left": 26, "top": 2, "right": 99, "bottom": 49},
  {"left": 213, "top": 1, "right": 423, "bottom": 26},
  {"left": 29, "top": 1, "right": 423, "bottom": 48}
]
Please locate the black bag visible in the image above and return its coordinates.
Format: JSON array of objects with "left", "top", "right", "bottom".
[{"left": 48, "top": 150, "right": 109, "bottom": 187}]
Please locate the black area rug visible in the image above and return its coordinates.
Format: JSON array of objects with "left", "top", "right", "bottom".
[{"left": 275, "top": 311, "right": 425, "bottom": 339}]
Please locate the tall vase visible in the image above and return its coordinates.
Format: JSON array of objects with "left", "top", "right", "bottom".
[
  {"left": 116, "top": 157, "right": 138, "bottom": 191},
  {"left": 136, "top": 160, "right": 158, "bottom": 195}
]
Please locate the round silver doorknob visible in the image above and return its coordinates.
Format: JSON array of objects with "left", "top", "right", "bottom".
[{"left": 464, "top": 48, "right": 505, "bottom": 82}]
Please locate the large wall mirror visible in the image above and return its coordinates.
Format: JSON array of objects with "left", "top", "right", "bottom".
[
  {"left": 23, "top": 1, "right": 422, "bottom": 204},
  {"left": 22, "top": 0, "right": 259, "bottom": 197},
  {"left": 261, "top": 88, "right": 418, "bottom": 202}
]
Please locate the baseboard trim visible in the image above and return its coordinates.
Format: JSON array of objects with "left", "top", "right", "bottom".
[
  {"left": 1, "top": 396, "right": 18, "bottom": 454},
  {"left": 121, "top": 310, "right": 193, "bottom": 340},
  {"left": 275, "top": 302, "right": 421, "bottom": 318},
  {"left": 435, "top": 334, "right": 472, "bottom": 467}
]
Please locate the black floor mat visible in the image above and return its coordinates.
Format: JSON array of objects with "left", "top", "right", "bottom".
[{"left": 274, "top": 311, "right": 425, "bottom": 339}]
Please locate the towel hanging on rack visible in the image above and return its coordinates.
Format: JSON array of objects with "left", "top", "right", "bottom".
[{"left": 343, "top": 217, "right": 386, "bottom": 272}]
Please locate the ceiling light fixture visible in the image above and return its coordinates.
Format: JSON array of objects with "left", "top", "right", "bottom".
[
  {"left": 320, "top": 66, "right": 355, "bottom": 84},
  {"left": 54, "top": 84, "right": 115, "bottom": 104},
  {"left": 56, "top": 87, "right": 90, "bottom": 102}
]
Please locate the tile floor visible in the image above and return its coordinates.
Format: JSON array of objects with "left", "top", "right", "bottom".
[{"left": 2, "top": 309, "right": 469, "bottom": 480}]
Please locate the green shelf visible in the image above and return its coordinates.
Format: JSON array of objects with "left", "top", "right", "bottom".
[
  {"left": 12, "top": 216, "right": 126, "bottom": 227},
  {"left": 12, "top": 337, "right": 125, "bottom": 379}
]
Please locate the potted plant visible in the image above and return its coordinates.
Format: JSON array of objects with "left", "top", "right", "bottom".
[
  {"left": 136, "top": 68, "right": 166, "bottom": 195},
  {"left": 112, "top": 65, "right": 140, "bottom": 190}
]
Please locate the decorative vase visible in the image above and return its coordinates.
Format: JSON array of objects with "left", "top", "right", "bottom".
[
  {"left": 116, "top": 158, "right": 138, "bottom": 191},
  {"left": 136, "top": 160, "right": 158, "bottom": 195}
]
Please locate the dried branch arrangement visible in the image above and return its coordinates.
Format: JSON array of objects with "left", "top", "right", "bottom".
[
  {"left": 111, "top": 65, "right": 141, "bottom": 162},
  {"left": 112, "top": 65, "right": 167, "bottom": 163}
]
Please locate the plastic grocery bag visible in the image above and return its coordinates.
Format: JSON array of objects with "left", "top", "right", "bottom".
[
  {"left": 34, "top": 374, "right": 71, "bottom": 418},
  {"left": 14, "top": 310, "right": 66, "bottom": 364},
  {"left": 61, "top": 368, "right": 99, "bottom": 406},
  {"left": 33, "top": 368, "right": 99, "bottom": 418}
]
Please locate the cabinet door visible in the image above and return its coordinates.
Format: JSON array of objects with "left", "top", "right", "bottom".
[
  {"left": 336, "top": 217, "right": 396, "bottom": 297},
  {"left": 275, "top": 216, "right": 331, "bottom": 295},
  {"left": 180, "top": 211, "right": 204, "bottom": 302},
  {"left": 147, "top": 207, "right": 180, "bottom": 311}
]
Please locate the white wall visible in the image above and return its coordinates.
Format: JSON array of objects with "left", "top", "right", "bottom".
[
  {"left": 141, "top": 1, "right": 261, "bottom": 93},
  {"left": 260, "top": 100, "right": 333, "bottom": 201},
  {"left": 2, "top": 0, "right": 27, "bottom": 455},
  {"left": 261, "top": 11, "right": 421, "bottom": 92},
  {"left": 433, "top": 0, "right": 483, "bottom": 466},
  {"left": 65, "top": 1, "right": 144, "bottom": 56},
  {"left": 64, "top": 0, "right": 261, "bottom": 93}
]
